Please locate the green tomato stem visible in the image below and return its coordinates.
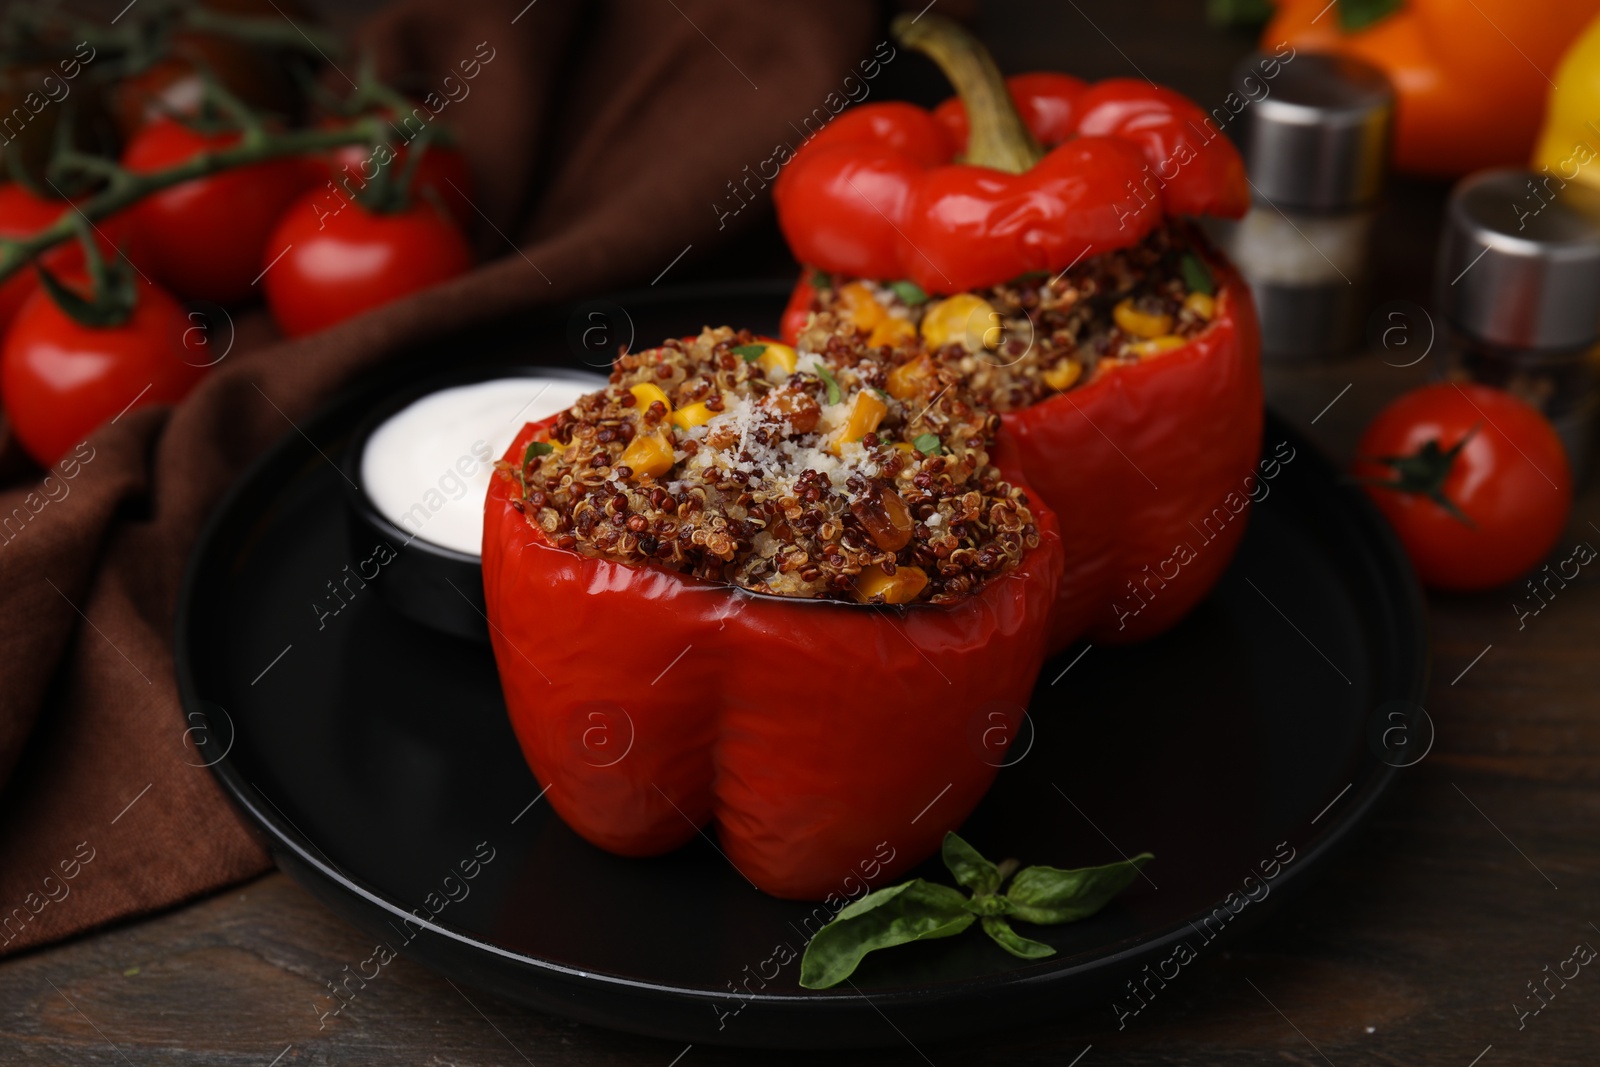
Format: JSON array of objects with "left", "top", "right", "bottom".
[{"left": 0, "top": 116, "right": 393, "bottom": 287}]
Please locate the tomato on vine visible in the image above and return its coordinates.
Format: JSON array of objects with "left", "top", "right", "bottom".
[
  {"left": 1352, "top": 383, "right": 1572, "bottom": 591},
  {"left": 262, "top": 174, "right": 471, "bottom": 338},
  {"left": 312, "top": 129, "right": 476, "bottom": 231},
  {"left": 0, "top": 184, "right": 134, "bottom": 335},
  {"left": 1, "top": 241, "right": 207, "bottom": 467},
  {"left": 122, "top": 117, "right": 315, "bottom": 305}
]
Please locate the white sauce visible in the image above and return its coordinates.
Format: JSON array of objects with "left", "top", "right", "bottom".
[{"left": 361, "top": 375, "right": 599, "bottom": 556}]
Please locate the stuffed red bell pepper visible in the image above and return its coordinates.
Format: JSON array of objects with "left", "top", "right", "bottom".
[
  {"left": 482, "top": 325, "right": 1062, "bottom": 900},
  {"left": 775, "top": 14, "right": 1262, "bottom": 649}
]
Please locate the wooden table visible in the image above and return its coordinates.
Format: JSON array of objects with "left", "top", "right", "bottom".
[{"left": 6, "top": 2, "right": 1599, "bottom": 1064}]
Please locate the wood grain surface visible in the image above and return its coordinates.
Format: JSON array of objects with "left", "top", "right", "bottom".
[{"left": 5, "top": 1, "right": 1599, "bottom": 1064}]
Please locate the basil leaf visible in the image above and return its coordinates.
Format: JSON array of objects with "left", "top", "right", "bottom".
[
  {"left": 813, "top": 363, "right": 842, "bottom": 405},
  {"left": 913, "top": 433, "right": 941, "bottom": 456},
  {"left": 1004, "top": 853, "right": 1152, "bottom": 925},
  {"left": 941, "top": 833, "right": 1000, "bottom": 896},
  {"left": 981, "top": 916, "right": 1056, "bottom": 960},
  {"left": 732, "top": 343, "right": 767, "bottom": 362},
  {"left": 798, "top": 880, "right": 974, "bottom": 989},
  {"left": 522, "top": 440, "right": 553, "bottom": 486},
  {"left": 1338, "top": 0, "right": 1402, "bottom": 32},
  {"left": 888, "top": 279, "right": 929, "bottom": 306},
  {"left": 809, "top": 268, "right": 833, "bottom": 290},
  {"left": 1180, "top": 254, "right": 1214, "bottom": 297}
]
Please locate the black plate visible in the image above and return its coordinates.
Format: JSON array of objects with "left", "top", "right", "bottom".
[{"left": 176, "top": 282, "right": 1428, "bottom": 1049}]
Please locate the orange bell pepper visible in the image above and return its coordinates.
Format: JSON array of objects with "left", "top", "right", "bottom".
[{"left": 1266, "top": 0, "right": 1600, "bottom": 177}]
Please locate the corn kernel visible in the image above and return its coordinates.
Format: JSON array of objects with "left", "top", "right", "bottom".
[
  {"left": 629, "top": 382, "right": 672, "bottom": 413},
  {"left": 671, "top": 401, "right": 716, "bottom": 430},
  {"left": 855, "top": 564, "right": 929, "bottom": 605},
  {"left": 1183, "top": 292, "right": 1216, "bottom": 320},
  {"left": 620, "top": 431, "right": 674, "bottom": 479},
  {"left": 867, "top": 316, "right": 917, "bottom": 349},
  {"left": 757, "top": 342, "right": 798, "bottom": 376},
  {"left": 922, "top": 293, "right": 1000, "bottom": 351},
  {"left": 886, "top": 355, "right": 935, "bottom": 400},
  {"left": 1113, "top": 298, "right": 1173, "bottom": 339},
  {"left": 1041, "top": 360, "right": 1082, "bottom": 392},
  {"left": 1128, "top": 335, "right": 1188, "bottom": 358},
  {"left": 829, "top": 390, "right": 889, "bottom": 455},
  {"left": 839, "top": 281, "right": 887, "bottom": 333}
]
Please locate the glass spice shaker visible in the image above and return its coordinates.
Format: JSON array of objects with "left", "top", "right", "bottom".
[
  {"left": 1213, "top": 52, "right": 1394, "bottom": 358},
  {"left": 1437, "top": 169, "right": 1600, "bottom": 480}
]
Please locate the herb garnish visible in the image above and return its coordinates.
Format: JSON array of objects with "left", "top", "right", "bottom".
[
  {"left": 913, "top": 433, "right": 941, "bottom": 456},
  {"left": 1180, "top": 253, "right": 1214, "bottom": 297},
  {"left": 732, "top": 343, "right": 767, "bottom": 362},
  {"left": 814, "top": 363, "right": 843, "bottom": 405},
  {"left": 889, "top": 279, "right": 930, "bottom": 306},
  {"left": 799, "top": 833, "right": 1151, "bottom": 989},
  {"left": 520, "top": 440, "right": 554, "bottom": 492}
]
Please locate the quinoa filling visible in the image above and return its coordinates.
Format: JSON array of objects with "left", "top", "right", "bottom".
[
  {"left": 802, "top": 220, "right": 1222, "bottom": 411},
  {"left": 506, "top": 323, "right": 1041, "bottom": 604}
]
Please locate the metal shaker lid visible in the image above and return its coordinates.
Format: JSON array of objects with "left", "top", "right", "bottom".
[
  {"left": 1233, "top": 51, "right": 1393, "bottom": 212},
  {"left": 1438, "top": 169, "right": 1600, "bottom": 350}
]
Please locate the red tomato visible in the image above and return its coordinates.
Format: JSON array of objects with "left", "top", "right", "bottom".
[
  {"left": 122, "top": 118, "right": 314, "bottom": 305},
  {"left": 1, "top": 277, "right": 206, "bottom": 466},
  {"left": 1352, "top": 383, "right": 1572, "bottom": 591},
  {"left": 0, "top": 185, "right": 135, "bottom": 335},
  {"left": 261, "top": 191, "right": 471, "bottom": 338},
  {"left": 310, "top": 139, "right": 476, "bottom": 231}
]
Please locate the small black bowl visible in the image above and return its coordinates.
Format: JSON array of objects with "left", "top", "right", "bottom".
[{"left": 339, "top": 366, "right": 607, "bottom": 642}]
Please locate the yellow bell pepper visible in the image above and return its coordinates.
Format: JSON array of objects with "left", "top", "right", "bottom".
[
  {"left": 620, "top": 431, "right": 674, "bottom": 478},
  {"left": 855, "top": 564, "right": 929, "bottom": 605},
  {"left": 829, "top": 391, "right": 889, "bottom": 455},
  {"left": 1532, "top": 12, "right": 1600, "bottom": 191},
  {"left": 630, "top": 383, "right": 672, "bottom": 414}
]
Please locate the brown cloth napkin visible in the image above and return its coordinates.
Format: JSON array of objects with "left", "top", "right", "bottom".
[{"left": 0, "top": 0, "right": 875, "bottom": 957}]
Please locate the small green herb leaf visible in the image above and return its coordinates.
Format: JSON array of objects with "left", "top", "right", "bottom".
[
  {"left": 1180, "top": 254, "right": 1214, "bottom": 297},
  {"left": 799, "top": 880, "right": 974, "bottom": 989},
  {"left": 913, "top": 433, "right": 941, "bottom": 456},
  {"left": 981, "top": 916, "right": 1057, "bottom": 960},
  {"left": 809, "top": 268, "right": 833, "bottom": 290},
  {"left": 520, "top": 440, "right": 553, "bottom": 489},
  {"left": 1338, "top": 0, "right": 1402, "bottom": 32},
  {"left": 941, "top": 833, "right": 1001, "bottom": 897},
  {"left": 889, "top": 279, "right": 929, "bottom": 306},
  {"left": 814, "top": 363, "right": 842, "bottom": 405},
  {"left": 732, "top": 343, "right": 767, "bottom": 362},
  {"left": 1004, "top": 853, "right": 1153, "bottom": 925}
]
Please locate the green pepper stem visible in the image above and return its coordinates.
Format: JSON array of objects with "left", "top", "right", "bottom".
[{"left": 891, "top": 12, "right": 1042, "bottom": 174}]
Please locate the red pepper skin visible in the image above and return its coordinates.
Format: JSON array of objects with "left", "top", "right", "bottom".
[
  {"left": 1068, "top": 80, "right": 1250, "bottom": 219},
  {"left": 1008, "top": 258, "right": 1260, "bottom": 649},
  {"left": 482, "top": 423, "right": 1064, "bottom": 900},
  {"left": 934, "top": 72, "right": 1087, "bottom": 147},
  {"left": 774, "top": 75, "right": 1247, "bottom": 295},
  {"left": 779, "top": 256, "right": 1261, "bottom": 651}
]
